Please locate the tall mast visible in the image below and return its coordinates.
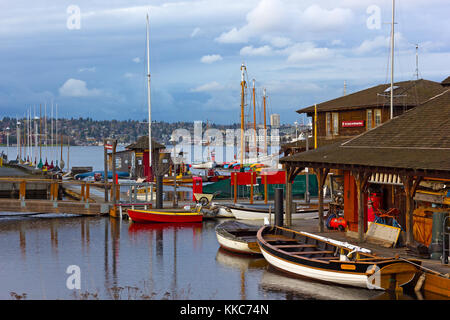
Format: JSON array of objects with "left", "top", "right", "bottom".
[
  {"left": 390, "top": 0, "right": 395, "bottom": 119},
  {"left": 146, "top": 14, "right": 153, "bottom": 179},
  {"left": 240, "top": 63, "right": 246, "bottom": 166},
  {"left": 252, "top": 79, "right": 257, "bottom": 156},
  {"left": 263, "top": 88, "right": 267, "bottom": 155}
]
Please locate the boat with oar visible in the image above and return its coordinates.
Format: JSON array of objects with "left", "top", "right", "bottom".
[
  {"left": 128, "top": 208, "right": 203, "bottom": 223},
  {"left": 228, "top": 203, "right": 325, "bottom": 220},
  {"left": 215, "top": 220, "right": 262, "bottom": 255},
  {"left": 257, "top": 225, "right": 421, "bottom": 290}
]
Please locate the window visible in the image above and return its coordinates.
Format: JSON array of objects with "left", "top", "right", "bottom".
[
  {"left": 326, "top": 112, "right": 332, "bottom": 136},
  {"left": 374, "top": 109, "right": 382, "bottom": 127},
  {"left": 332, "top": 112, "right": 339, "bottom": 135},
  {"left": 367, "top": 109, "right": 373, "bottom": 129}
]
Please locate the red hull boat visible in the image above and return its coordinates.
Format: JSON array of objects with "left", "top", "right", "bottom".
[{"left": 127, "top": 208, "right": 203, "bottom": 223}]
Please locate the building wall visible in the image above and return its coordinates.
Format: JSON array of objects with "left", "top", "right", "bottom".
[{"left": 310, "top": 106, "right": 403, "bottom": 146}]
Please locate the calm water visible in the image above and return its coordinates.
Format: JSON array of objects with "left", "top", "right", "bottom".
[{"left": 0, "top": 214, "right": 407, "bottom": 300}]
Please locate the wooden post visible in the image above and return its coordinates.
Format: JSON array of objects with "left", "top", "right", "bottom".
[
  {"left": 80, "top": 183, "right": 85, "bottom": 202},
  {"left": 264, "top": 174, "right": 268, "bottom": 204},
  {"left": 285, "top": 165, "right": 304, "bottom": 227},
  {"left": 400, "top": 175, "right": 422, "bottom": 246},
  {"left": 111, "top": 139, "right": 117, "bottom": 216},
  {"left": 19, "top": 180, "right": 26, "bottom": 201},
  {"left": 234, "top": 173, "right": 237, "bottom": 203},
  {"left": 315, "top": 167, "right": 330, "bottom": 232},
  {"left": 250, "top": 172, "right": 254, "bottom": 204},
  {"left": 86, "top": 182, "right": 90, "bottom": 202},
  {"left": 352, "top": 170, "right": 371, "bottom": 242},
  {"left": 285, "top": 175, "right": 292, "bottom": 226},
  {"left": 103, "top": 139, "right": 109, "bottom": 202}
]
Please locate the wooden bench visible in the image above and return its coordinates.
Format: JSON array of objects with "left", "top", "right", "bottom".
[
  {"left": 273, "top": 244, "right": 317, "bottom": 248},
  {"left": 265, "top": 238, "right": 298, "bottom": 243},
  {"left": 290, "top": 250, "right": 334, "bottom": 256}
]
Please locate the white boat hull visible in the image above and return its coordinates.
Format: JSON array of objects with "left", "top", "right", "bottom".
[
  {"left": 259, "top": 245, "right": 374, "bottom": 289},
  {"left": 216, "top": 232, "right": 260, "bottom": 255},
  {"left": 230, "top": 207, "right": 322, "bottom": 220}
]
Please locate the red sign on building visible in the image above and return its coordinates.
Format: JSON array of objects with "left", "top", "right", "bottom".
[{"left": 342, "top": 120, "right": 365, "bottom": 128}]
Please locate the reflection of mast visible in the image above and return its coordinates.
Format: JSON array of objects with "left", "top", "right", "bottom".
[{"left": 240, "top": 63, "right": 246, "bottom": 166}]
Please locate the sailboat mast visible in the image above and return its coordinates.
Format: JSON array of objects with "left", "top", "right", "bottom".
[
  {"left": 252, "top": 79, "right": 257, "bottom": 156},
  {"left": 146, "top": 14, "right": 153, "bottom": 179},
  {"left": 263, "top": 88, "right": 267, "bottom": 155},
  {"left": 240, "top": 63, "right": 246, "bottom": 166},
  {"left": 390, "top": 0, "right": 395, "bottom": 119}
]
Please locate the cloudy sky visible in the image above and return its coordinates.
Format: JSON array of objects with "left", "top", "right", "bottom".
[{"left": 1, "top": 0, "right": 449, "bottom": 124}]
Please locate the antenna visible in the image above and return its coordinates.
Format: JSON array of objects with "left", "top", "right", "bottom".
[
  {"left": 343, "top": 80, "right": 347, "bottom": 96},
  {"left": 415, "top": 44, "right": 419, "bottom": 80}
]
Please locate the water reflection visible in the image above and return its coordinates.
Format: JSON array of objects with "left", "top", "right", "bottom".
[
  {"left": 0, "top": 215, "right": 430, "bottom": 300},
  {"left": 215, "top": 247, "right": 268, "bottom": 300}
]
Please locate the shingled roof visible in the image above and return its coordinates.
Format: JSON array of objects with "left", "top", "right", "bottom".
[
  {"left": 297, "top": 79, "right": 445, "bottom": 114},
  {"left": 126, "top": 136, "right": 165, "bottom": 150},
  {"left": 442, "top": 76, "right": 450, "bottom": 86},
  {"left": 282, "top": 89, "right": 450, "bottom": 174}
]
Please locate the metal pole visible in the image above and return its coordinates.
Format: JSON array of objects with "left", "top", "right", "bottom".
[{"left": 390, "top": 0, "right": 395, "bottom": 119}]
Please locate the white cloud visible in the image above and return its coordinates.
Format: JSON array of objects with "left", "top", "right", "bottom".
[
  {"left": 299, "top": 5, "right": 353, "bottom": 32},
  {"left": 59, "top": 79, "right": 102, "bottom": 97},
  {"left": 354, "top": 32, "right": 408, "bottom": 55},
  {"left": 132, "top": 57, "right": 141, "bottom": 63},
  {"left": 240, "top": 45, "right": 273, "bottom": 56},
  {"left": 200, "top": 54, "right": 223, "bottom": 64},
  {"left": 190, "top": 81, "right": 223, "bottom": 92},
  {"left": 282, "top": 42, "right": 333, "bottom": 63},
  {"left": 215, "top": 1, "right": 354, "bottom": 44}
]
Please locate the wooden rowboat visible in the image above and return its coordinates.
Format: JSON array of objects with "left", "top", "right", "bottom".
[
  {"left": 128, "top": 208, "right": 203, "bottom": 223},
  {"left": 215, "top": 220, "right": 262, "bottom": 255},
  {"left": 257, "top": 225, "right": 421, "bottom": 290}
]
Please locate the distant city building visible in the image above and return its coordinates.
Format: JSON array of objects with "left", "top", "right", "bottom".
[{"left": 270, "top": 114, "right": 280, "bottom": 128}]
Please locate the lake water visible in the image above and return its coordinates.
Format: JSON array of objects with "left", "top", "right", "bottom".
[{"left": 0, "top": 215, "right": 397, "bottom": 300}]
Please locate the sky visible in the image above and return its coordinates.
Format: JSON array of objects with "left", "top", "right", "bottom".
[{"left": 1, "top": 0, "right": 449, "bottom": 124}]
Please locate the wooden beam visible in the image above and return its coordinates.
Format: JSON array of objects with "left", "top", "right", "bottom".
[
  {"left": 314, "top": 167, "right": 330, "bottom": 232},
  {"left": 399, "top": 175, "right": 421, "bottom": 246},
  {"left": 352, "top": 170, "right": 371, "bottom": 242}
]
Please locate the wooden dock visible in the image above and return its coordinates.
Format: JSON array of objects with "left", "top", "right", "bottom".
[{"left": 0, "top": 198, "right": 109, "bottom": 215}]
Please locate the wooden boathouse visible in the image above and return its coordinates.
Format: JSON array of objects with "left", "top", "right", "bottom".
[
  {"left": 280, "top": 88, "right": 450, "bottom": 247},
  {"left": 282, "top": 78, "right": 447, "bottom": 157}
]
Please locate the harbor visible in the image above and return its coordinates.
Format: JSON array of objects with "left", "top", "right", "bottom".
[{"left": 0, "top": 0, "right": 449, "bottom": 304}]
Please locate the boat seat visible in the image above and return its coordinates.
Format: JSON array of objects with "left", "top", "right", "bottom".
[
  {"left": 273, "top": 244, "right": 317, "bottom": 248},
  {"left": 313, "top": 256, "right": 338, "bottom": 260},
  {"left": 290, "top": 250, "right": 334, "bottom": 256},
  {"left": 265, "top": 238, "right": 298, "bottom": 243}
]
